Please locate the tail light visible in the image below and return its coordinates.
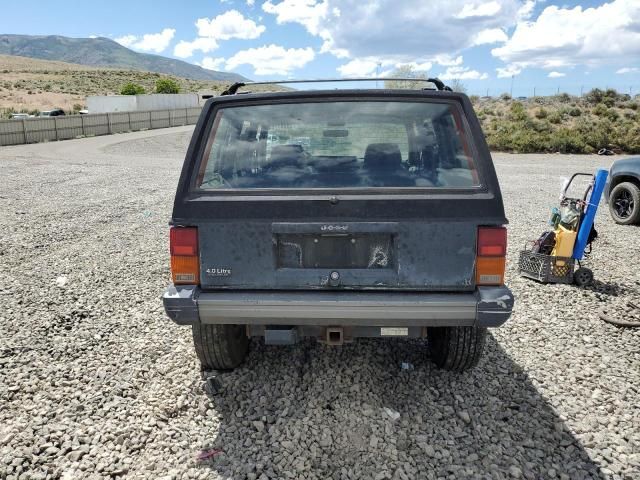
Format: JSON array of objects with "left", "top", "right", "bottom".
[
  {"left": 476, "top": 226, "right": 507, "bottom": 285},
  {"left": 170, "top": 227, "right": 200, "bottom": 285}
]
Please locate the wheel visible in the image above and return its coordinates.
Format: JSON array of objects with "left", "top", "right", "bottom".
[
  {"left": 192, "top": 323, "right": 249, "bottom": 371},
  {"left": 428, "top": 326, "right": 486, "bottom": 372},
  {"left": 573, "top": 267, "right": 594, "bottom": 287},
  {"left": 608, "top": 182, "right": 640, "bottom": 225}
]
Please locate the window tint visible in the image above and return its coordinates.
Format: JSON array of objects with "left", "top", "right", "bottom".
[{"left": 197, "top": 101, "right": 479, "bottom": 190}]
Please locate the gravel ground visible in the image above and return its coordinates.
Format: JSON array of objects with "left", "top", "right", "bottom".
[{"left": 1, "top": 127, "right": 639, "bottom": 480}]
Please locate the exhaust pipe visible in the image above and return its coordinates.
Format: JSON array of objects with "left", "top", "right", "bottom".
[{"left": 325, "top": 327, "right": 344, "bottom": 346}]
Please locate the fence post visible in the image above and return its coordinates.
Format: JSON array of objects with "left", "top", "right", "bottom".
[
  {"left": 128, "top": 111, "right": 132, "bottom": 131},
  {"left": 107, "top": 113, "right": 113, "bottom": 135},
  {"left": 169, "top": 109, "right": 174, "bottom": 127},
  {"left": 81, "top": 114, "right": 86, "bottom": 137},
  {"left": 149, "top": 110, "right": 153, "bottom": 130},
  {"left": 22, "top": 119, "right": 28, "bottom": 144},
  {"left": 54, "top": 118, "right": 59, "bottom": 141}
]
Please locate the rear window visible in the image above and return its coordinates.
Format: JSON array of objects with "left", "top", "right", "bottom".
[{"left": 196, "top": 100, "right": 480, "bottom": 190}]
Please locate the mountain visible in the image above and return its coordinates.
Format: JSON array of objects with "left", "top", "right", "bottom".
[{"left": 0, "top": 34, "right": 249, "bottom": 82}]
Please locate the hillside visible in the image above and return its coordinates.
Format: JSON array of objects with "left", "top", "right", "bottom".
[
  {"left": 0, "top": 34, "right": 248, "bottom": 82},
  {"left": 0, "top": 55, "right": 271, "bottom": 115}
]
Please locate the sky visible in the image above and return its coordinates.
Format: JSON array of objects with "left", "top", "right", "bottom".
[{"left": 1, "top": 0, "right": 639, "bottom": 96}]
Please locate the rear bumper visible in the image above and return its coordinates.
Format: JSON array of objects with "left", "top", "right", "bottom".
[{"left": 163, "top": 285, "right": 513, "bottom": 328}]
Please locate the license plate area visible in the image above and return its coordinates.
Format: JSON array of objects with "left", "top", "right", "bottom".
[{"left": 277, "top": 234, "right": 394, "bottom": 269}]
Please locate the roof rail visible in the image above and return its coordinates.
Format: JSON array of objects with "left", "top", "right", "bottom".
[{"left": 220, "top": 77, "right": 452, "bottom": 96}]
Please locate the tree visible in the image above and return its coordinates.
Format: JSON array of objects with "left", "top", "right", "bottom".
[
  {"left": 448, "top": 79, "right": 467, "bottom": 94},
  {"left": 155, "top": 78, "right": 180, "bottom": 94},
  {"left": 120, "top": 82, "right": 145, "bottom": 95},
  {"left": 384, "top": 65, "right": 427, "bottom": 90}
]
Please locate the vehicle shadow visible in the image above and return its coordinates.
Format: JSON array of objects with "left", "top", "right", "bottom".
[{"left": 197, "top": 335, "right": 606, "bottom": 480}]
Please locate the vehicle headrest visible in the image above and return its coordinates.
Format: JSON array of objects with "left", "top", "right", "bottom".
[{"left": 364, "top": 143, "right": 402, "bottom": 171}]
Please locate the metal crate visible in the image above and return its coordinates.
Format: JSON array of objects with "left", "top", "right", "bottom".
[{"left": 518, "top": 248, "right": 575, "bottom": 284}]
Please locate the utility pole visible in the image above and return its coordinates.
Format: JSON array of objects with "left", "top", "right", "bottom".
[
  {"left": 580, "top": 85, "right": 584, "bottom": 97},
  {"left": 533, "top": 86, "right": 536, "bottom": 97}
]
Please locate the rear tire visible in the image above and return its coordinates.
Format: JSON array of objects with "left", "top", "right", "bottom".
[
  {"left": 608, "top": 182, "right": 640, "bottom": 225},
  {"left": 192, "top": 323, "right": 249, "bottom": 371},
  {"left": 428, "top": 326, "right": 486, "bottom": 371}
]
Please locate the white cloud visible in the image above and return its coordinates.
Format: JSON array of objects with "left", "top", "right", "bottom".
[
  {"left": 174, "top": 38, "right": 219, "bottom": 58},
  {"left": 175, "top": 10, "right": 266, "bottom": 58},
  {"left": 115, "top": 29, "right": 175, "bottom": 53},
  {"left": 493, "top": 1, "right": 640, "bottom": 72},
  {"left": 115, "top": 35, "right": 137, "bottom": 48},
  {"left": 196, "top": 9, "right": 266, "bottom": 40},
  {"left": 439, "top": 66, "right": 489, "bottom": 80},
  {"left": 262, "top": 0, "right": 524, "bottom": 61},
  {"left": 262, "top": 0, "right": 330, "bottom": 35},
  {"left": 200, "top": 57, "right": 226, "bottom": 71},
  {"left": 455, "top": 1, "right": 502, "bottom": 19},
  {"left": 616, "top": 67, "right": 639, "bottom": 74},
  {"left": 434, "top": 55, "right": 464, "bottom": 67},
  {"left": 548, "top": 71, "right": 565, "bottom": 78},
  {"left": 247, "top": 0, "right": 255, "bottom": 5},
  {"left": 226, "top": 44, "right": 315, "bottom": 75},
  {"left": 496, "top": 64, "right": 522, "bottom": 78},
  {"left": 134, "top": 29, "right": 176, "bottom": 53},
  {"left": 517, "top": 0, "right": 537, "bottom": 19},
  {"left": 472, "top": 28, "right": 508, "bottom": 46}
]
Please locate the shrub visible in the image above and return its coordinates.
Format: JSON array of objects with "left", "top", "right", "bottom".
[
  {"left": 556, "top": 93, "right": 572, "bottom": 103},
  {"left": 628, "top": 102, "right": 638, "bottom": 111},
  {"left": 509, "top": 102, "right": 528, "bottom": 121},
  {"left": 604, "top": 108, "right": 619, "bottom": 122},
  {"left": 548, "top": 129, "right": 586, "bottom": 153},
  {"left": 593, "top": 103, "right": 608, "bottom": 116},
  {"left": 584, "top": 88, "right": 605, "bottom": 105},
  {"left": 534, "top": 108, "right": 548, "bottom": 119},
  {"left": 548, "top": 112, "right": 563, "bottom": 124},
  {"left": 156, "top": 78, "right": 180, "bottom": 93},
  {"left": 500, "top": 93, "right": 511, "bottom": 101},
  {"left": 568, "top": 107, "right": 582, "bottom": 117},
  {"left": 120, "top": 82, "right": 145, "bottom": 95},
  {"left": 73, "top": 103, "right": 83, "bottom": 112}
]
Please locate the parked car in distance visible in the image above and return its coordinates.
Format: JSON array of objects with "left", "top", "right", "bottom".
[
  {"left": 605, "top": 157, "right": 640, "bottom": 225},
  {"left": 163, "top": 79, "right": 515, "bottom": 373},
  {"left": 39, "top": 109, "right": 66, "bottom": 117},
  {"left": 10, "top": 113, "right": 31, "bottom": 119}
]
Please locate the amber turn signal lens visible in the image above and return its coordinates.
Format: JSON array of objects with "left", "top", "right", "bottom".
[
  {"left": 171, "top": 255, "right": 200, "bottom": 285},
  {"left": 476, "top": 257, "right": 506, "bottom": 285}
]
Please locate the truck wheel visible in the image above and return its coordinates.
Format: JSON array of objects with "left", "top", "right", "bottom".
[
  {"left": 428, "top": 326, "right": 486, "bottom": 372},
  {"left": 192, "top": 323, "right": 249, "bottom": 371},
  {"left": 609, "top": 182, "right": 640, "bottom": 225}
]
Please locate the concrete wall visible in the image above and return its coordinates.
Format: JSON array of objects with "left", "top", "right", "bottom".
[
  {"left": 0, "top": 107, "right": 202, "bottom": 147},
  {"left": 87, "top": 94, "right": 200, "bottom": 114}
]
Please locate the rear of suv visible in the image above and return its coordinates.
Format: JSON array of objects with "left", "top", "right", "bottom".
[{"left": 163, "top": 80, "right": 514, "bottom": 372}]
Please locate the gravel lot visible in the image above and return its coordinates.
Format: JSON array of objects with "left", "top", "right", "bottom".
[{"left": 1, "top": 127, "right": 639, "bottom": 480}]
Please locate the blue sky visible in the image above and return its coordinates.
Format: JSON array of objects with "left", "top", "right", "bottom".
[{"left": 1, "top": 0, "right": 639, "bottom": 96}]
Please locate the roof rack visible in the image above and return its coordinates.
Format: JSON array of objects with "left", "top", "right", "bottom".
[{"left": 220, "top": 77, "right": 452, "bottom": 96}]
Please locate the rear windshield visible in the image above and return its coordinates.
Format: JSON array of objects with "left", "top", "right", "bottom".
[{"left": 196, "top": 100, "right": 480, "bottom": 190}]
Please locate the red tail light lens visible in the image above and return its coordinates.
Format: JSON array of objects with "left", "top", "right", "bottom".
[
  {"left": 476, "top": 226, "right": 507, "bottom": 285},
  {"left": 170, "top": 227, "right": 200, "bottom": 285},
  {"left": 477, "top": 227, "right": 507, "bottom": 257}
]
